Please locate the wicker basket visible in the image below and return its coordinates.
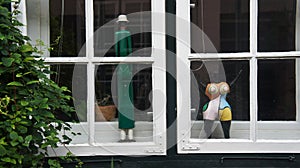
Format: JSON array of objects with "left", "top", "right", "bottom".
[{"left": 95, "top": 105, "right": 116, "bottom": 121}]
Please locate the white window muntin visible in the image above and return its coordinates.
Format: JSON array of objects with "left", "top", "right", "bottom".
[
  {"left": 177, "top": 0, "right": 300, "bottom": 153},
  {"left": 22, "top": 0, "right": 166, "bottom": 156}
]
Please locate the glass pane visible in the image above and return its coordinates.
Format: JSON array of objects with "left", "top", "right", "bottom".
[
  {"left": 50, "top": 64, "right": 87, "bottom": 122},
  {"left": 258, "top": 59, "right": 298, "bottom": 140},
  {"left": 190, "top": 60, "right": 250, "bottom": 139},
  {"left": 258, "top": 0, "right": 296, "bottom": 52},
  {"left": 50, "top": 0, "right": 86, "bottom": 57},
  {"left": 95, "top": 64, "right": 153, "bottom": 143},
  {"left": 191, "top": 0, "right": 249, "bottom": 53},
  {"left": 258, "top": 59, "right": 296, "bottom": 121},
  {"left": 26, "top": 0, "right": 49, "bottom": 52},
  {"left": 50, "top": 64, "right": 88, "bottom": 144},
  {"left": 94, "top": 0, "right": 151, "bottom": 57}
]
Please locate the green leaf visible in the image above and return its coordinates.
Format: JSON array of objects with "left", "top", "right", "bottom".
[
  {"left": 10, "top": 141, "right": 19, "bottom": 147},
  {"left": 7, "top": 81, "right": 23, "bottom": 86},
  {"left": 25, "top": 135, "right": 32, "bottom": 142},
  {"left": 2, "top": 57, "right": 14, "bottom": 67},
  {"left": 40, "top": 103, "right": 49, "bottom": 109},
  {"left": 18, "top": 136, "right": 24, "bottom": 143},
  {"left": 18, "top": 126, "right": 27, "bottom": 134},
  {"left": 23, "top": 56, "right": 34, "bottom": 62},
  {"left": 15, "top": 118, "right": 21, "bottom": 122},
  {"left": 43, "top": 111, "right": 55, "bottom": 118},
  {"left": 9, "top": 132, "right": 18, "bottom": 140},
  {"left": 23, "top": 72, "right": 32, "bottom": 76},
  {"left": 0, "top": 34, "right": 5, "bottom": 40},
  {"left": 1, "top": 157, "right": 16, "bottom": 164},
  {"left": 20, "top": 44, "right": 33, "bottom": 53},
  {"left": 12, "top": 53, "right": 21, "bottom": 58},
  {"left": 61, "top": 86, "right": 69, "bottom": 91},
  {"left": 0, "top": 137, "right": 7, "bottom": 145},
  {"left": 1, "top": 50, "right": 9, "bottom": 56},
  {"left": 25, "top": 107, "right": 33, "bottom": 112},
  {"left": 0, "top": 145, "right": 7, "bottom": 156},
  {"left": 20, "top": 100, "right": 29, "bottom": 106},
  {"left": 26, "top": 80, "right": 39, "bottom": 85},
  {"left": 16, "top": 73, "right": 23, "bottom": 77}
]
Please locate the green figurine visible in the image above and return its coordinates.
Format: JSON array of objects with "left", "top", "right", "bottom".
[{"left": 115, "top": 14, "right": 135, "bottom": 142}]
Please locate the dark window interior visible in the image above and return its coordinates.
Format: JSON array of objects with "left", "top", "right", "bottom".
[
  {"left": 258, "top": 0, "right": 296, "bottom": 52},
  {"left": 258, "top": 59, "right": 296, "bottom": 121}
]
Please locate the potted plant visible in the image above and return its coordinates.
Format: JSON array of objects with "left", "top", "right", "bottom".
[{"left": 95, "top": 94, "right": 116, "bottom": 121}]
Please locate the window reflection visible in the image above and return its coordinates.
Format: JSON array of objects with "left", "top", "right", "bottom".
[
  {"left": 191, "top": 0, "right": 249, "bottom": 53},
  {"left": 50, "top": 0, "right": 86, "bottom": 57},
  {"left": 50, "top": 64, "right": 87, "bottom": 122},
  {"left": 95, "top": 64, "right": 153, "bottom": 122},
  {"left": 94, "top": 0, "right": 151, "bottom": 57}
]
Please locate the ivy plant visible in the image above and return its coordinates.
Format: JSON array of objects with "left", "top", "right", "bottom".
[{"left": 0, "top": 0, "right": 81, "bottom": 167}]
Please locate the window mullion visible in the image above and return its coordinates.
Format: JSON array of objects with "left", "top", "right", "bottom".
[
  {"left": 296, "top": 59, "right": 300, "bottom": 121},
  {"left": 296, "top": 0, "right": 300, "bottom": 50},
  {"left": 249, "top": 0, "right": 258, "bottom": 142},
  {"left": 86, "top": 0, "right": 95, "bottom": 145},
  {"left": 250, "top": 0, "right": 258, "bottom": 55},
  {"left": 87, "top": 63, "right": 95, "bottom": 145},
  {"left": 86, "top": 0, "right": 94, "bottom": 59},
  {"left": 250, "top": 57, "right": 258, "bottom": 142},
  {"left": 176, "top": 0, "right": 192, "bottom": 151}
]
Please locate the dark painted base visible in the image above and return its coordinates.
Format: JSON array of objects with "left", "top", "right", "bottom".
[{"left": 59, "top": 154, "right": 299, "bottom": 168}]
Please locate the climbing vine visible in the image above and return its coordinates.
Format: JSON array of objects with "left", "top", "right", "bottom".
[{"left": 0, "top": 0, "right": 81, "bottom": 167}]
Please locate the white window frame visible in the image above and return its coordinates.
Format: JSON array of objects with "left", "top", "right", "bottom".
[
  {"left": 177, "top": 0, "right": 300, "bottom": 153},
  {"left": 22, "top": 0, "right": 166, "bottom": 156}
]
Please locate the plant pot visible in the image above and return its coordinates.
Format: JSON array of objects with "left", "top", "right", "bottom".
[{"left": 95, "top": 105, "right": 116, "bottom": 121}]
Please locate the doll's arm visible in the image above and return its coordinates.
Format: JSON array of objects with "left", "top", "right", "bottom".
[
  {"left": 115, "top": 33, "right": 119, "bottom": 56},
  {"left": 127, "top": 32, "right": 133, "bottom": 54}
]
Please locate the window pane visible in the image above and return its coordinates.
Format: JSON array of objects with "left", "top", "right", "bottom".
[
  {"left": 191, "top": 0, "right": 249, "bottom": 53},
  {"left": 50, "top": 0, "right": 86, "bottom": 57},
  {"left": 50, "top": 64, "right": 88, "bottom": 144},
  {"left": 190, "top": 60, "right": 249, "bottom": 139},
  {"left": 258, "top": 0, "right": 296, "bottom": 52},
  {"left": 258, "top": 59, "right": 298, "bottom": 140},
  {"left": 94, "top": 0, "right": 151, "bottom": 57},
  {"left": 95, "top": 64, "right": 153, "bottom": 143},
  {"left": 258, "top": 59, "right": 296, "bottom": 121},
  {"left": 50, "top": 64, "right": 87, "bottom": 122}
]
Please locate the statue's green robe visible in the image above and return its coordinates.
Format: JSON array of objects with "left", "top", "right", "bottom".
[{"left": 115, "top": 30, "right": 135, "bottom": 129}]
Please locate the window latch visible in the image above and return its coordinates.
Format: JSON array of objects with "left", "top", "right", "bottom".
[
  {"left": 182, "top": 144, "right": 200, "bottom": 151},
  {"left": 145, "top": 148, "right": 164, "bottom": 154}
]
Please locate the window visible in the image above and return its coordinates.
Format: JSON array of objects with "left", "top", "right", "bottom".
[
  {"left": 258, "top": 59, "right": 296, "bottom": 121},
  {"left": 177, "top": 0, "right": 300, "bottom": 153},
  {"left": 258, "top": 0, "right": 297, "bottom": 52},
  {"left": 24, "top": 0, "right": 166, "bottom": 155},
  {"left": 190, "top": 0, "right": 249, "bottom": 53}
]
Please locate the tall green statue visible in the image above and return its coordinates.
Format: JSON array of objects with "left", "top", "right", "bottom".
[{"left": 115, "top": 14, "right": 135, "bottom": 142}]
